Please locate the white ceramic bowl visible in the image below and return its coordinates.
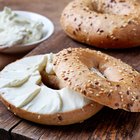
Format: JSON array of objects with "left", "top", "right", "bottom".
[{"left": 0, "top": 11, "right": 54, "bottom": 54}]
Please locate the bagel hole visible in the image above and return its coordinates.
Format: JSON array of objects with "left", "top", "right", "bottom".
[
  {"left": 40, "top": 70, "right": 60, "bottom": 90},
  {"left": 91, "top": 0, "right": 133, "bottom": 15},
  {"left": 90, "top": 67, "right": 105, "bottom": 78}
]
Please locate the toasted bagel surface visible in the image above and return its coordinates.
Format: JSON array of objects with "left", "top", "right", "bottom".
[
  {"left": 53, "top": 48, "right": 140, "bottom": 112},
  {"left": 61, "top": 0, "right": 140, "bottom": 48}
]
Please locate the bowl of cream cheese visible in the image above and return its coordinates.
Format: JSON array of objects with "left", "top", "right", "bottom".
[{"left": 0, "top": 7, "right": 54, "bottom": 53}]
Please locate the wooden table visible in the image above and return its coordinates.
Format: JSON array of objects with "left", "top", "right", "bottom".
[{"left": 0, "top": 0, "right": 140, "bottom": 140}]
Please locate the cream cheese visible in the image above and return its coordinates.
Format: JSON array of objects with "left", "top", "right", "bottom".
[
  {"left": 59, "top": 87, "right": 90, "bottom": 113},
  {"left": 0, "top": 71, "right": 30, "bottom": 88},
  {"left": 0, "top": 82, "right": 41, "bottom": 108},
  {"left": 23, "top": 85, "right": 62, "bottom": 114},
  {"left": 3, "top": 55, "right": 47, "bottom": 73},
  {"left": 0, "top": 7, "right": 44, "bottom": 47},
  {"left": 29, "top": 71, "right": 41, "bottom": 85},
  {"left": 23, "top": 85, "right": 90, "bottom": 114},
  {"left": 45, "top": 53, "right": 55, "bottom": 74},
  {"left": 0, "top": 54, "right": 91, "bottom": 114},
  {"left": 0, "top": 55, "right": 47, "bottom": 87}
]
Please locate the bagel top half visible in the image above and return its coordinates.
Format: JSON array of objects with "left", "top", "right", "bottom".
[
  {"left": 61, "top": 0, "right": 140, "bottom": 48},
  {"left": 53, "top": 48, "right": 140, "bottom": 112}
]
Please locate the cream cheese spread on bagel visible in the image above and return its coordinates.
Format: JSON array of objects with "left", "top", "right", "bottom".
[{"left": 0, "top": 54, "right": 102, "bottom": 125}]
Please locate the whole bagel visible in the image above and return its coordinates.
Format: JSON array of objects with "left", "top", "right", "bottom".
[
  {"left": 0, "top": 54, "right": 103, "bottom": 125},
  {"left": 61, "top": 0, "right": 140, "bottom": 48},
  {"left": 53, "top": 48, "right": 140, "bottom": 112}
]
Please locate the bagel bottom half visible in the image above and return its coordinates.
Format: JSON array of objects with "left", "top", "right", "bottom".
[
  {"left": 1, "top": 96, "right": 102, "bottom": 125},
  {"left": 0, "top": 54, "right": 103, "bottom": 125}
]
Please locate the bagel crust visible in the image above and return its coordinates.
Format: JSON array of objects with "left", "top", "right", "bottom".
[
  {"left": 0, "top": 96, "right": 102, "bottom": 125},
  {"left": 61, "top": 0, "right": 140, "bottom": 48},
  {"left": 53, "top": 48, "right": 140, "bottom": 112}
]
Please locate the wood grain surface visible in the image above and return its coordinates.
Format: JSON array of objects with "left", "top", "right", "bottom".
[{"left": 0, "top": 0, "right": 140, "bottom": 140}]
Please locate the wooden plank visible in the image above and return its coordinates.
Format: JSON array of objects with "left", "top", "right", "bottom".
[
  {"left": 11, "top": 121, "right": 46, "bottom": 140},
  {"left": 0, "top": 53, "right": 25, "bottom": 71},
  {"left": 0, "top": 101, "right": 21, "bottom": 140},
  {"left": 89, "top": 108, "right": 140, "bottom": 140},
  {"left": 11, "top": 31, "right": 140, "bottom": 140}
]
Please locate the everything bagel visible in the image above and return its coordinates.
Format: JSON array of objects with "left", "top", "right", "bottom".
[
  {"left": 53, "top": 48, "right": 140, "bottom": 112},
  {"left": 0, "top": 54, "right": 103, "bottom": 125},
  {"left": 61, "top": 0, "right": 140, "bottom": 48}
]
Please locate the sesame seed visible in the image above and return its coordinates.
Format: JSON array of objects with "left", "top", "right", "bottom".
[
  {"left": 122, "top": 104, "right": 126, "bottom": 108},
  {"left": 131, "top": 98, "right": 135, "bottom": 101},
  {"left": 14, "top": 112, "right": 17, "bottom": 115},
  {"left": 7, "top": 107, "right": 10, "bottom": 110},
  {"left": 38, "top": 115, "right": 41, "bottom": 119},
  {"left": 120, "top": 95, "right": 123, "bottom": 98},
  {"left": 109, "top": 89, "right": 113, "bottom": 93},
  {"left": 95, "top": 93, "right": 100, "bottom": 96},
  {"left": 119, "top": 91, "right": 123, "bottom": 95},
  {"left": 82, "top": 108, "right": 85, "bottom": 112}
]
